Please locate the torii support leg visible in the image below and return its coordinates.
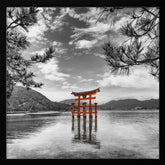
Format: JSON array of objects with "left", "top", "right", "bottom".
[
  {"left": 89, "top": 94, "right": 92, "bottom": 118},
  {"left": 77, "top": 96, "right": 81, "bottom": 117},
  {"left": 94, "top": 103, "right": 97, "bottom": 118},
  {"left": 72, "top": 117, "right": 74, "bottom": 131},
  {"left": 83, "top": 102, "right": 87, "bottom": 118},
  {"left": 89, "top": 117, "right": 93, "bottom": 141},
  {"left": 72, "top": 103, "right": 75, "bottom": 118}
]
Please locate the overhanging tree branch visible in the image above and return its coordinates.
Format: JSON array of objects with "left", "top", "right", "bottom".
[
  {"left": 6, "top": 7, "right": 55, "bottom": 98},
  {"left": 100, "top": 7, "right": 159, "bottom": 79}
]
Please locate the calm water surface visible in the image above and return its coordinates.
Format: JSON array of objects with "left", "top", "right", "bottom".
[{"left": 6, "top": 110, "right": 159, "bottom": 159}]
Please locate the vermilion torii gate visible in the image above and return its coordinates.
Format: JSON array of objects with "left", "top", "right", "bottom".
[{"left": 71, "top": 88, "right": 100, "bottom": 118}]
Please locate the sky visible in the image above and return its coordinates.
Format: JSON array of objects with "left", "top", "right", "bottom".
[{"left": 18, "top": 7, "right": 159, "bottom": 104}]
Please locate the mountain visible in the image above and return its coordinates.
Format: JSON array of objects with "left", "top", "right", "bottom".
[
  {"left": 7, "top": 86, "right": 71, "bottom": 112},
  {"left": 10, "top": 87, "right": 158, "bottom": 113},
  {"left": 60, "top": 99, "right": 87, "bottom": 106},
  {"left": 98, "top": 99, "right": 159, "bottom": 110},
  {"left": 60, "top": 99, "right": 76, "bottom": 105}
]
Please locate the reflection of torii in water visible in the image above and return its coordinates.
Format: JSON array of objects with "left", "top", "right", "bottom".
[
  {"left": 71, "top": 88, "right": 100, "bottom": 118},
  {"left": 71, "top": 116, "right": 100, "bottom": 148}
]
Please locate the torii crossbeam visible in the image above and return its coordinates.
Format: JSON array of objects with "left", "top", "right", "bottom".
[{"left": 71, "top": 88, "right": 100, "bottom": 118}]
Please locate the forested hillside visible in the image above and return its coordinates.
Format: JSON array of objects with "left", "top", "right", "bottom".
[
  {"left": 98, "top": 99, "right": 159, "bottom": 110},
  {"left": 7, "top": 86, "right": 70, "bottom": 112}
]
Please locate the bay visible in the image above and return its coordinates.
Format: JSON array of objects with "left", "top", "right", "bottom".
[{"left": 6, "top": 110, "right": 159, "bottom": 159}]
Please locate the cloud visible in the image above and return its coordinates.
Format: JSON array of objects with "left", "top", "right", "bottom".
[
  {"left": 67, "top": 8, "right": 112, "bottom": 49},
  {"left": 31, "top": 40, "right": 67, "bottom": 56},
  {"left": 97, "top": 66, "right": 159, "bottom": 89},
  {"left": 68, "top": 7, "right": 136, "bottom": 49},
  {"left": 72, "top": 7, "right": 105, "bottom": 24},
  {"left": 61, "top": 81, "right": 79, "bottom": 90},
  {"left": 73, "top": 33, "right": 109, "bottom": 49},
  {"left": 77, "top": 75, "right": 94, "bottom": 82},
  {"left": 45, "top": 7, "right": 76, "bottom": 32},
  {"left": 44, "top": 7, "right": 68, "bottom": 32},
  {"left": 26, "top": 8, "right": 49, "bottom": 43},
  {"left": 75, "top": 39, "right": 97, "bottom": 49},
  {"left": 36, "top": 58, "right": 70, "bottom": 81},
  {"left": 93, "top": 53, "right": 106, "bottom": 59},
  {"left": 32, "top": 87, "right": 73, "bottom": 102},
  {"left": 48, "top": 15, "right": 66, "bottom": 32},
  {"left": 26, "top": 8, "right": 68, "bottom": 44},
  {"left": 61, "top": 75, "right": 94, "bottom": 90},
  {"left": 70, "top": 22, "right": 110, "bottom": 47},
  {"left": 71, "top": 22, "right": 110, "bottom": 39},
  {"left": 67, "top": 7, "right": 101, "bottom": 23},
  {"left": 52, "top": 41, "right": 62, "bottom": 47},
  {"left": 31, "top": 42, "right": 67, "bottom": 60},
  {"left": 51, "top": 41, "right": 67, "bottom": 55}
]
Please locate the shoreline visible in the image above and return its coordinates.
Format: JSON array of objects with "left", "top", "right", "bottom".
[
  {"left": 7, "top": 109, "right": 159, "bottom": 117},
  {"left": 7, "top": 111, "right": 61, "bottom": 116}
]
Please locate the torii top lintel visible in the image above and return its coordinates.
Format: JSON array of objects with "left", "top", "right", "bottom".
[{"left": 71, "top": 88, "right": 100, "bottom": 96}]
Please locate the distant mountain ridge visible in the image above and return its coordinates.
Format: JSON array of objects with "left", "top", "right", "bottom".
[
  {"left": 60, "top": 99, "right": 86, "bottom": 106},
  {"left": 7, "top": 86, "right": 159, "bottom": 113},
  {"left": 60, "top": 99, "right": 76, "bottom": 105},
  {"left": 60, "top": 98, "right": 159, "bottom": 110},
  {"left": 7, "top": 86, "right": 71, "bottom": 112},
  {"left": 98, "top": 99, "right": 159, "bottom": 110}
]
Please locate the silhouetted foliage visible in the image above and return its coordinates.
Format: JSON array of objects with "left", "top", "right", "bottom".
[
  {"left": 6, "top": 7, "right": 55, "bottom": 99},
  {"left": 98, "top": 7, "right": 159, "bottom": 79}
]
